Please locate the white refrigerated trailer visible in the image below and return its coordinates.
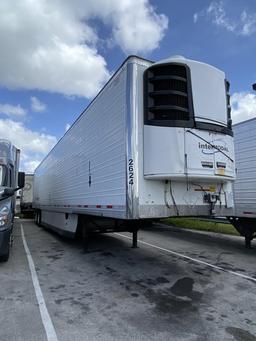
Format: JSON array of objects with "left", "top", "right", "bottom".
[
  {"left": 20, "top": 174, "right": 34, "bottom": 215},
  {"left": 33, "top": 55, "right": 235, "bottom": 246},
  {"left": 228, "top": 118, "right": 256, "bottom": 247}
]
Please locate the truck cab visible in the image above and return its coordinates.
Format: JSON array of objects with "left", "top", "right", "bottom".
[{"left": 0, "top": 140, "right": 25, "bottom": 261}]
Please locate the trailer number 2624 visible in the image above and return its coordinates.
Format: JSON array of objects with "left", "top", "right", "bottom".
[{"left": 128, "top": 159, "right": 134, "bottom": 185}]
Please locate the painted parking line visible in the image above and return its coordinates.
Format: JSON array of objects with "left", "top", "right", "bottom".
[
  {"left": 115, "top": 233, "right": 256, "bottom": 283},
  {"left": 21, "top": 224, "right": 59, "bottom": 341}
]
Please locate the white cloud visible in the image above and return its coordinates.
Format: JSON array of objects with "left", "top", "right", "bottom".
[
  {"left": 22, "top": 160, "right": 42, "bottom": 174},
  {"left": 193, "top": 13, "right": 198, "bottom": 23},
  {"left": 194, "top": 1, "right": 256, "bottom": 36},
  {"left": 0, "top": 103, "right": 27, "bottom": 117},
  {"left": 0, "top": 0, "right": 168, "bottom": 98},
  {"left": 240, "top": 11, "right": 256, "bottom": 36},
  {"left": 65, "top": 123, "right": 71, "bottom": 131},
  {"left": 231, "top": 92, "right": 256, "bottom": 124},
  {"left": 30, "top": 96, "right": 46, "bottom": 112},
  {"left": 0, "top": 119, "right": 57, "bottom": 173},
  {"left": 206, "top": 1, "right": 236, "bottom": 32},
  {"left": 109, "top": 1, "right": 168, "bottom": 54}
]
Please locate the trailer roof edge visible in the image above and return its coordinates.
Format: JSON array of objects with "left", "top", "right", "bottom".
[
  {"left": 233, "top": 116, "right": 256, "bottom": 127},
  {"left": 34, "top": 55, "right": 154, "bottom": 173}
]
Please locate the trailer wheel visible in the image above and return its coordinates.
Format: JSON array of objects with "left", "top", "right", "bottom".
[
  {"left": 77, "top": 215, "right": 89, "bottom": 252},
  {"left": 82, "top": 228, "right": 89, "bottom": 252}
]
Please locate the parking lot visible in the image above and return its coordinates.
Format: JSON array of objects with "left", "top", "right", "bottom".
[{"left": 1, "top": 219, "right": 256, "bottom": 341}]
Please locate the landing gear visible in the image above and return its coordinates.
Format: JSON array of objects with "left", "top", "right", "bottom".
[
  {"left": 35, "top": 210, "right": 41, "bottom": 226},
  {"left": 228, "top": 217, "right": 256, "bottom": 248},
  {"left": 132, "top": 228, "right": 138, "bottom": 248},
  {"left": 77, "top": 216, "right": 140, "bottom": 251},
  {"left": 245, "top": 236, "right": 253, "bottom": 249}
]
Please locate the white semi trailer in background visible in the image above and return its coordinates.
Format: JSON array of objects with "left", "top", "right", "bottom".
[
  {"left": 228, "top": 118, "right": 256, "bottom": 247},
  {"left": 0, "top": 140, "right": 24, "bottom": 261},
  {"left": 20, "top": 174, "right": 34, "bottom": 215},
  {"left": 33, "top": 55, "right": 235, "bottom": 247}
]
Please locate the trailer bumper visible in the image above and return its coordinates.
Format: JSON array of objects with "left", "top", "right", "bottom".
[
  {"left": 138, "top": 204, "right": 234, "bottom": 219},
  {"left": 0, "top": 228, "right": 11, "bottom": 256}
]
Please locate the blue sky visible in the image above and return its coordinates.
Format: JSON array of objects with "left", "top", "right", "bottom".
[{"left": 0, "top": 0, "right": 255, "bottom": 172}]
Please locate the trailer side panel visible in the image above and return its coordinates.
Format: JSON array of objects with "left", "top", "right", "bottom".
[
  {"left": 233, "top": 118, "right": 256, "bottom": 217},
  {"left": 33, "top": 65, "right": 127, "bottom": 219}
]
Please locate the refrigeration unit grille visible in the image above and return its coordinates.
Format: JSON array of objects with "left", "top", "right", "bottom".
[
  {"left": 144, "top": 63, "right": 194, "bottom": 127},
  {"left": 225, "top": 80, "right": 232, "bottom": 129}
]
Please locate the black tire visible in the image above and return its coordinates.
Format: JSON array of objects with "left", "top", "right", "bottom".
[
  {"left": 0, "top": 244, "right": 10, "bottom": 262},
  {"left": 36, "top": 210, "right": 41, "bottom": 226},
  {"left": 82, "top": 225, "right": 89, "bottom": 252}
]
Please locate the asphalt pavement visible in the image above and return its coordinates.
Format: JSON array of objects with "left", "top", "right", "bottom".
[{"left": 0, "top": 218, "right": 256, "bottom": 341}]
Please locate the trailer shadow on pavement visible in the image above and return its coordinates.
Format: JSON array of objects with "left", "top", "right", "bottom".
[
  {"left": 1, "top": 218, "right": 256, "bottom": 341},
  {"left": 143, "top": 223, "right": 256, "bottom": 256}
]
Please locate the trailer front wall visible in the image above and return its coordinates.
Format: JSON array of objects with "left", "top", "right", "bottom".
[
  {"left": 233, "top": 119, "right": 256, "bottom": 217},
  {"left": 33, "top": 65, "right": 128, "bottom": 219},
  {"left": 131, "top": 61, "right": 235, "bottom": 219},
  {"left": 21, "top": 174, "right": 33, "bottom": 204}
]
